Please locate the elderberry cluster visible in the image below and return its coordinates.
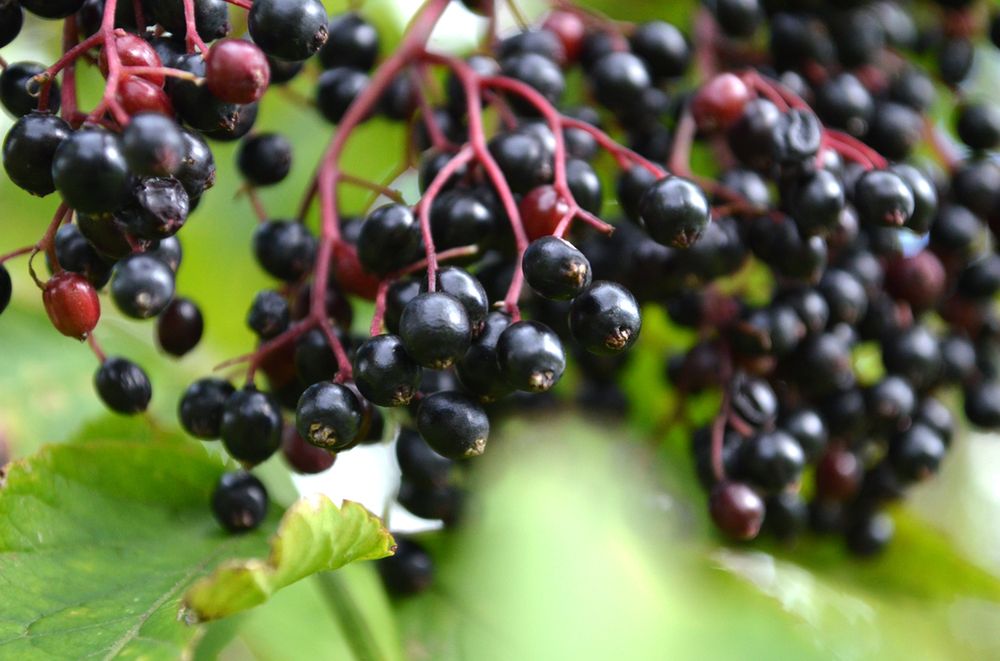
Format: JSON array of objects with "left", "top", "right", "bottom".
[{"left": 3, "top": 0, "right": 1000, "bottom": 598}]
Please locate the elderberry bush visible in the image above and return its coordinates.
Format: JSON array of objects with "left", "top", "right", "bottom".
[{"left": 2, "top": 0, "right": 1000, "bottom": 602}]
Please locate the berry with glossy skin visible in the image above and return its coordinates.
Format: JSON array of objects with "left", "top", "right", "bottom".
[
  {"left": 845, "top": 509, "right": 894, "bottom": 557},
  {"left": 429, "top": 191, "right": 496, "bottom": 250},
  {"left": 496, "top": 320, "right": 565, "bottom": 392},
  {"left": 714, "top": 0, "right": 762, "bottom": 38},
  {"left": 692, "top": 73, "right": 750, "bottom": 130},
  {"left": 500, "top": 52, "right": 565, "bottom": 113},
  {"left": 118, "top": 177, "right": 190, "bottom": 240},
  {"left": 111, "top": 254, "right": 175, "bottom": 319},
  {"left": 589, "top": 52, "right": 651, "bottom": 113},
  {"left": 0, "top": 1, "right": 23, "bottom": 49},
  {"left": 399, "top": 292, "right": 471, "bottom": 370},
  {"left": 248, "top": 0, "right": 329, "bottom": 61},
  {"left": 709, "top": 481, "right": 765, "bottom": 541},
  {"left": 175, "top": 129, "right": 216, "bottom": 198},
  {"left": 179, "top": 377, "right": 235, "bottom": 439},
  {"left": 520, "top": 185, "right": 570, "bottom": 240},
  {"left": 157, "top": 296, "right": 203, "bottom": 357},
  {"left": 121, "top": 113, "right": 185, "bottom": 178},
  {"left": 237, "top": 133, "right": 292, "bottom": 187},
  {"left": 353, "top": 334, "right": 422, "bottom": 407},
  {"left": 319, "top": 12, "right": 379, "bottom": 71},
  {"left": 53, "top": 223, "right": 113, "bottom": 288},
  {"left": 316, "top": 67, "right": 369, "bottom": 124},
  {"left": 764, "top": 492, "right": 808, "bottom": 541},
  {"left": 739, "top": 430, "right": 806, "bottom": 492},
  {"left": 51, "top": 128, "right": 130, "bottom": 214},
  {"left": 147, "top": 236, "right": 183, "bottom": 272},
  {"left": 889, "top": 423, "right": 946, "bottom": 483},
  {"left": 206, "top": 39, "right": 270, "bottom": 104},
  {"left": 854, "top": 170, "right": 915, "bottom": 227},
  {"left": 282, "top": 426, "right": 336, "bottom": 474},
  {"left": 956, "top": 103, "right": 1000, "bottom": 151},
  {"left": 423, "top": 268, "right": 489, "bottom": 334},
  {"left": 816, "top": 447, "right": 863, "bottom": 501},
  {"left": 358, "top": 204, "right": 420, "bottom": 275},
  {"left": 416, "top": 391, "right": 489, "bottom": 459},
  {"left": 221, "top": 387, "right": 283, "bottom": 464},
  {"left": 43, "top": 272, "right": 100, "bottom": 340},
  {"left": 523, "top": 236, "right": 592, "bottom": 300},
  {"left": 395, "top": 426, "right": 453, "bottom": 487},
  {"left": 295, "top": 381, "right": 365, "bottom": 451},
  {"left": 881, "top": 325, "right": 941, "bottom": 391},
  {"left": 98, "top": 33, "right": 163, "bottom": 84},
  {"left": 617, "top": 165, "right": 658, "bottom": 223},
  {"left": 3, "top": 112, "right": 71, "bottom": 196},
  {"left": 117, "top": 76, "right": 174, "bottom": 117},
  {"left": 964, "top": 380, "right": 1000, "bottom": 429},
  {"left": 456, "top": 311, "right": 513, "bottom": 402},
  {"left": 377, "top": 536, "right": 434, "bottom": 596},
  {"left": 488, "top": 131, "right": 553, "bottom": 195},
  {"left": 1, "top": 62, "right": 59, "bottom": 117},
  {"left": 167, "top": 54, "right": 241, "bottom": 134},
  {"left": 211, "top": 471, "right": 268, "bottom": 533},
  {"left": 293, "top": 327, "right": 342, "bottom": 385},
  {"left": 0, "top": 264, "right": 10, "bottom": 316},
  {"left": 566, "top": 159, "right": 603, "bottom": 214},
  {"left": 146, "top": 0, "right": 230, "bottom": 42},
  {"left": 253, "top": 220, "right": 317, "bottom": 282},
  {"left": 866, "top": 375, "right": 916, "bottom": 433},
  {"left": 569, "top": 281, "right": 641, "bottom": 355},
  {"left": 247, "top": 290, "right": 289, "bottom": 340},
  {"left": 639, "top": 176, "right": 711, "bottom": 248},
  {"left": 94, "top": 357, "right": 152, "bottom": 414},
  {"left": 630, "top": 20, "right": 689, "bottom": 80}
]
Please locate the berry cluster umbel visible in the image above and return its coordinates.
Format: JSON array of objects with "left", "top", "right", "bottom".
[{"left": 2, "top": 0, "right": 1000, "bottom": 594}]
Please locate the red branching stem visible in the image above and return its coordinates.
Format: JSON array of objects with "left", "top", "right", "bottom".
[
  {"left": 561, "top": 118, "right": 666, "bottom": 176},
  {"left": 370, "top": 281, "right": 392, "bottom": 336},
  {"left": 411, "top": 66, "right": 453, "bottom": 151},
  {"left": 90, "top": 9, "right": 130, "bottom": 125},
  {"left": 28, "top": 204, "right": 71, "bottom": 288},
  {"left": 825, "top": 130, "right": 887, "bottom": 170},
  {"left": 59, "top": 20, "right": 81, "bottom": 120},
  {"left": 38, "top": 31, "right": 103, "bottom": 112},
  {"left": 181, "top": 0, "right": 209, "bottom": 54},
  {"left": 709, "top": 346, "right": 734, "bottom": 483},
  {"left": 669, "top": 107, "right": 698, "bottom": 176},
  {"left": 222, "top": 0, "right": 252, "bottom": 8},
  {"left": 417, "top": 145, "right": 476, "bottom": 292},
  {"left": 693, "top": 8, "right": 720, "bottom": 80},
  {"left": 244, "top": 318, "right": 316, "bottom": 384},
  {"left": 87, "top": 333, "right": 107, "bottom": 363},
  {"left": 320, "top": 320, "right": 353, "bottom": 383},
  {"left": 0, "top": 245, "right": 34, "bottom": 264}
]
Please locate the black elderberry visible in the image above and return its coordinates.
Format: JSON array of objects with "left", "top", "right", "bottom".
[
  {"left": 294, "top": 327, "right": 343, "bottom": 386},
  {"left": 865, "top": 102, "right": 923, "bottom": 161},
  {"left": 771, "top": 108, "right": 822, "bottom": 172},
  {"left": 253, "top": 220, "right": 317, "bottom": 282},
  {"left": 0, "top": 264, "right": 11, "bottom": 316},
  {"left": 416, "top": 391, "right": 489, "bottom": 459},
  {"left": 147, "top": 0, "right": 229, "bottom": 42},
  {"left": 853, "top": 170, "right": 915, "bottom": 228},
  {"left": 237, "top": 133, "right": 292, "bottom": 186},
  {"left": 763, "top": 492, "right": 808, "bottom": 541},
  {"left": 888, "top": 423, "right": 946, "bottom": 483},
  {"left": 319, "top": 12, "right": 379, "bottom": 71},
  {"left": 709, "top": 481, "right": 765, "bottom": 541},
  {"left": 377, "top": 536, "right": 434, "bottom": 596},
  {"left": 523, "top": 237, "right": 592, "bottom": 301},
  {"left": 728, "top": 99, "right": 781, "bottom": 171},
  {"left": 156, "top": 296, "right": 203, "bottom": 357},
  {"left": 399, "top": 292, "right": 471, "bottom": 370},
  {"left": 964, "top": 380, "right": 1000, "bottom": 430},
  {"left": 422, "top": 268, "right": 489, "bottom": 334},
  {"left": 739, "top": 430, "right": 805, "bottom": 493},
  {"left": 500, "top": 52, "right": 565, "bottom": 113},
  {"left": 890, "top": 164, "right": 937, "bottom": 234},
  {"left": 111, "top": 254, "right": 176, "bottom": 319},
  {"left": 629, "top": 20, "right": 689, "bottom": 81},
  {"left": 51, "top": 128, "right": 130, "bottom": 214},
  {"left": 568, "top": 281, "right": 641, "bottom": 355},
  {"left": 384, "top": 279, "right": 421, "bottom": 335},
  {"left": 588, "top": 51, "right": 651, "bottom": 113},
  {"left": 122, "top": 113, "right": 185, "bottom": 177},
  {"left": 638, "top": 176, "right": 711, "bottom": 248},
  {"left": 617, "top": 165, "right": 658, "bottom": 223},
  {"left": 395, "top": 426, "right": 453, "bottom": 487},
  {"left": 957, "top": 255, "right": 1000, "bottom": 301},
  {"left": 247, "top": 290, "right": 290, "bottom": 340},
  {"left": 221, "top": 387, "right": 283, "bottom": 464},
  {"left": 316, "top": 67, "right": 369, "bottom": 124},
  {"left": 148, "top": 236, "right": 183, "bottom": 273},
  {"left": 94, "top": 357, "right": 152, "bottom": 415},
  {"left": 295, "top": 381, "right": 365, "bottom": 451},
  {"left": 0, "top": 62, "right": 59, "bottom": 118},
  {"left": 487, "top": 131, "right": 553, "bottom": 195},
  {"left": 428, "top": 191, "right": 496, "bottom": 251},
  {"left": 814, "top": 73, "right": 873, "bottom": 137},
  {"left": 358, "top": 203, "right": 421, "bottom": 276},
  {"left": 881, "top": 325, "right": 942, "bottom": 391},
  {"left": 0, "top": 0, "right": 23, "bottom": 48},
  {"left": 53, "top": 224, "right": 112, "bottom": 288},
  {"left": 866, "top": 376, "right": 916, "bottom": 433},
  {"left": 2, "top": 112, "right": 71, "bottom": 196},
  {"left": 119, "top": 177, "right": 190, "bottom": 240},
  {"left": 175, "top": 129, "right": 216, "bottom": 199},
  {"left": 397, "top": 476, "right": 464, "bottom": 525},
  {"left": 179, "top": 378, "right": 235, "bottom": 439},
  {"left": 956, "top": 103, "right": 1000, "bottom": 151},
  {"left": 211, "top": 471, "right": 268, "bottom": 533},
  {"left": 845, "top": 509, "right": 894, "bottom": 557},
  {"left": 456, "top": 311, "right": 513, "bottom": 403},
  {"left": 779, "top": 409, "right": 828, "bottom": 463},
  {"left": 496, "top": 320, "right": 566, "bottom": 392},
  {"left": 730, "top": 375, "right": 778, "bottom": 429},
  {"left": 353, "top": 334, "right": 422, "bottom": 407},
  {"left": 792, "top": 169, "right": 845, "bottom": 236},
  {"left": 248, "top": 0, "right": 329, "bottom": 61}
]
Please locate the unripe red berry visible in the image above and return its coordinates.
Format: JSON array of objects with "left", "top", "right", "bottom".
[
  {"left": 709, "top": 481, "right": 765, "bottom": 540},
  {"left": 520, "top": 185, "right": 570, "bottom": 240},
  {"left": 99, "top": 34, "right": 164, "bottom": 85},
  {"left": 333, "top": 241, "right": 380, "bottom": 300},
  {"left": 206, "top": 39, "right": 271, "bottom": 104},
  {"left": 542, "top": 11, "right": 586, "bottom": 63},
  {"left": 692, "top": 72, "right": 752, "bottom": 131},
  {"left": 117, "top": 77, "right": 174, "bottom": 116},
  {"left": 885, "top": 250, "right": 946, "bottom": 313},
  {"left": 282, "top": 425, "right": 337, "bottom": 474},
  {"left": 43, "top": 271, "right": 101, "bottom": 340},
  {"left": 815, "top": 447, "right": 863, "bottom": 501}
]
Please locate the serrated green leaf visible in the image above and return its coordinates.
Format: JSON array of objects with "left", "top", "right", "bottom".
[
  {"left": 183, "top": 498, "right": 394, "bottom": 622},
  {"left": 0, "top": 431, "right": 393, "bottom": 660}
]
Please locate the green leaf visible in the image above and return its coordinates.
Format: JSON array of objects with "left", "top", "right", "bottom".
[
  {"left": 0, "top": 431, "right": 392, "bottom": 660},
  {"left": 183, "top": 498, "right": 394, "bottom": 622}
]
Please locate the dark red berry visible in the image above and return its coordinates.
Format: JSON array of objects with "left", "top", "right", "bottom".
[
  {"left": 43, "top": 271, "right": 100, "bottom": 340},
  {"left": 692, "top": 73, "right": 751, "bottom": 130},
  {"left": 709, "top": 481, "right": 765, "bottom": 540},
  {"left": 206, "top": 39, "right": 271, "bottom": 104}
]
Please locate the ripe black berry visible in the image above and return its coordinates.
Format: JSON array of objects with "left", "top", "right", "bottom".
[
  {"left": 0, "top": 264, "right": 10, "bottom": 316},
  {"left": 956, "top": 102, "right": 1000, "bottom": 151},
  {"left": 237, "top": 132, "right": 292, "bottom": 186},
  {"left": 319, "top": 12, "right": 379, "bottom": 71},
  {"left": 247, "top": 290, "right": 290, "bottom": 340},
  {"left": 397, "top": 477, "right": 463, "bottom": 525},
  {"left": 51, "top": 128, "right": 130, "bottom": 214},
  {"left": 629, "top": 20, "right": 689, "bottom": 80},
  {"left": 456, "top": 311, "right": 513, "bottom": 402},
  {"left": 53, "top": 224, "right": 112, "bottom": 287},
  {"left": 739, "top": 430, "right": 805, "bottom": 493},
  {"left": 964, "top": 380, "right": 1000, "bottom": 429},
  {"left": 496, "top": 320, "right": 565, "bottom": 392},
  {"left": 253, "top": 220, "right": 317, "bottom": 282},
  {"left": 763, "top": 492, "right": 808, "bottom": 541},
  {"left": 2, "top": 111, "right": 71, "bottom": 196},
  {"left": 295, "top": 381, "right": 364, "bottom": 451},
  {"left": 282, "top": 426, "right": 336, "bottom": 474},
  {"left": 487, "top": 131, "right": 553, "bottom": 195},
  {"left": 399, "top": 292, "right": 471, "bottom": 370},
  {"left": 122, "top": 113, "right": 185, "bottom": 177},
  {"left": 853, "top": 169, "right": 915, "bottom": 227},
  {"left": 211, "top": 471, "right": 268, "bottom": 533},
  {"left": 221, "top": 387, "right": 283, "bottom": 464},
  {"left": 395, "top": 426, "right": 453, "bottom": 487},
  {"left": 94, "top": 357, "right": 152, "bottom": 415},
  {"left": 588, "top": 52, "right": 651, "bottom": 113},
  {"left": 0, "top": 1, "right": 23, "bottom": 48},
  {"left": 428, "top": 191, "right": 496, "bottom": 251},
  {"left": 179, "top": 377, "right": 235, "bottom": 439},
  {"left": 845, "top": 509, "right": 894, "bottom": 557},
  {"left": 118, "top": 177, "right": 190, "bottom": 240},
  {"left": 523, "top": 236, "right": 592, "bottom": 300},
  {"left": 377, "top": 536, "right": 434, "bottom": 596},
  {"left": 416, "top": 391, "right": 489, "bottom": 459},
  {"left": 1, "top": 62, "right": 59, "bottom": 117},
  {"left": 500, "top": 52, "right": 565, "bottom": 113},
  {"left": 639, "top": 176, "right": 711, "bottom": 248},
  {"left": 157, "top": 296, "right": 204, "bottom": 357},
  {"left": 248, "top": 0, "right": 329, "bottom": 61},
  {"left": 175, "top": 129, "right": 216, "bottom": 199},
  {"left": 353, "top": 334, "right": 422, "bottom": 407},
  {"left": 888, "top": 423, "right": 946, "bottom": 483},
  {"left": 422, "top": 267, "right": 489, "bottom": 334},
  {"left": 316, "top": 67, "right": 369, "bottom": 124},
  {"left": 111, "top": 254, "right": 176, "bottom": 319},
  {"left": 568, "top": 281, "right": 641, "bottom": 355},
  {"left": 357, "top": 204, "right": 420, "bottom": 275}
]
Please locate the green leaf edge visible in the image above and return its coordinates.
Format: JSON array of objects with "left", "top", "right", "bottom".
[{"left": 181, "top": 497, "right": 396, "bottom": 623}]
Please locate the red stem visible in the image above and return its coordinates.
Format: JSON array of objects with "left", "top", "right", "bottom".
[
  {"left": 181, "top": 0, "right": 209, "bottom": 54},
  {"left": 416, "top": 146, "right": 476, "bottom": 292}
]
